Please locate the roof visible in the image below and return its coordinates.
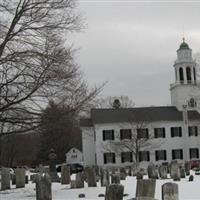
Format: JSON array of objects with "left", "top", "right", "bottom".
[
  {"left": 178, "top": 38, "right": 190, "bottom": 50},
  {"left": 80, "top": 106, "right": 200, "bottom": 126}
]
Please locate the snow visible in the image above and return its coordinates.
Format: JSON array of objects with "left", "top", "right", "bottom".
[{"left": 0, "top": 171, "right": 200, "bottom": 200}]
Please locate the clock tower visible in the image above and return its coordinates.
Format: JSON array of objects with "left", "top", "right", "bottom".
[{"left": 170, "top": 38, "right": 200, "bottom": 111}]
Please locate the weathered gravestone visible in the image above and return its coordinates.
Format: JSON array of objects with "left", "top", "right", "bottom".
[
  {"left": 36, "top": 173, "right": 52, "bottom": 200},
  {"left": 48, "top": 148, "right": 60, "bottom": 182},
  {"left": 12, "top": 174, "right": 16, "bottom": 185},
  {"left": 170, "top": 161, "right": 180, "bottom": 181},
  {"left": 76, "top": 172, "right": 84, "bottom": 188},
  {"left": 15, "top": 168, "right": 25, "bottom": 188},
  {"left": 120, "top": 168, "right": 127, "bottom": 180},
  {"left": 25, "top": 175, "right": 29, "bottom": 184},
  {"left": 85, "top": 166, "right": 97, "bottom": 187},
  {"left": 70, "top": 180, "right": 77, "bottom": 189},
  {"left": 136, "top": 179, "right": 156, "bottom": 199},
  {"left": 105, "top": 184, "right": 124, "bottom": 200},
  {"left": 111, "top": 174, "right": 120, "bottom": 184},
  {"left": 180, "top": 167, "right": 185, "bottom": 178},
  {"left": 1, "top": 168, "right": 10, "bottom": 190},
  {"left": 100, "top": 168, "right": 110, "bottom": 186},
  {"left": 159, "top": 165, "right": 168, "bottom": 179},
  {"left": 189, "top": 175, "right": 194, "bottom": 181},
  {"left": 61, "top": 164, "right": 71, "bottom": 184},
  {"left": 184, "top": 162, "right": 190, "bottom": 176},
  {"left": 162, "top": 182, "right": 178, "bottom": 200},
  {"left": 136, "top": 171, "right": 143, "bottom": 180},
  {"left": 147, "top": 164, "right": 159, "bottom": 179}
]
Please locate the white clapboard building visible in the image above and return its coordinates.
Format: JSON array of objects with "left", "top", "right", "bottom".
[{"left": 80, "top": 39, "right": 200, "bottom": 168}]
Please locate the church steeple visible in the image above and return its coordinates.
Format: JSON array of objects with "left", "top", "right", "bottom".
[{"left": 170, "top": 39, "right": 199, "bottom": 111}]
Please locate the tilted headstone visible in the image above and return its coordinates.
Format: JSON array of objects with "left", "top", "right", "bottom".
[
  {"left": 1, "top": 168, "right": 11, "bottom": 190},
  {"left": 15, "top": 168, "right": 25, "bottom": 188},
  {"left": 100, "top": 168, "right": 110, "bottom": 187},
  {"left": 162, "top": 182, "right": 178, "bottom": 200},
  {"left": 36, "top": 173, "right": 52, "bottom": 200},
  {"left": 136, "top": 171, "right": 143, "bottom": 180},
  {"left": 76, "top": 172, "right": 84, "bottom": 188},
  {"left": 159, "top": 165, "right": 168, "bottom": 179},
  {"left": 105, "top": 184, "right": 124, "bottom": 200},
  {"left": 111, "top": 174, "right": 120, "bottom": 184},
  {"left": 61, "top": 164, "right": 71, "bottom": 184},
  {"left": 85, "top": 166, "right": 97, "bottom": 187},
  {"left": 136, "top": 179, "right": 156, "bottom": 198}
]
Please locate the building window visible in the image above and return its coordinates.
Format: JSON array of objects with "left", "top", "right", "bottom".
[
  {"left": 137, "top": 128, "right": 149, "bottom": 139},
  {"left": 154, "top": 128, "right": 165, "bottom": 138},
  {"left": 190, "top": 148, "right": 199, "bottom": 159},
  {"left": 139, "top": 151, "right": 150, "bottom": 162},
  {"left": 172, "top": 149, "right": 183, "bottom": 160},
  {"left": 104, "top": 152, "right": 115, "bottom": 164},
  {"left": 120, "top": 129, "right": 132, "bottom": 140},
  {"left": 102, "top": 130, "right": 114, "bottom": 141},
  {"left": 155, "top": 150, "right": 167, "bottom": 161},
  {"left": 194, "top": 67, "right": 196, "bottom": 81},
  {"left": 188, "top": 126, "right": 198, "bottom": 136},
  {"left": 171, "top": 127, "right": 182, "bottom": 137},
  {"left": 121, "top": 152, "right": 133, "bottom": 163}
]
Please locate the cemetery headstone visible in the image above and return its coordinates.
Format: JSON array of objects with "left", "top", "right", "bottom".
[
  {"left": 100, "top": 168, "right": 110, "bottom": 186},
  {"left": 15, "top": 168, "right": 25, "bottom": 188},
  {"left": 85, "top": 166, "right": 97, "bottom": 187},
  {"left": 1, "top": 168, "right": 11, "bottom": 190},
  {"left": 189, "top": 175, "right": 194, "bottom": 181},
  {"left": 105, "top": 184, "right": 124, "bottom": 200},
  {"left": 159, "top": 165, "right": 168, "bottom": 179},
  {"left": 61, "top": 164, "right": 71, "bottom": 184},
  {"left": 162, "top": 182, "right": 178, "bottom": 200},
  {"left": 111, "top": 174, "right": 120, "bottom": 184},
  {"left": 76, "top": 172, "right": 84, "bottom": 188}
]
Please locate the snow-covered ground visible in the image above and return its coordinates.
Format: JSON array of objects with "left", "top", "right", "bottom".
[{"left": 0, "top": 171, "right": 200, "bottom": 200}]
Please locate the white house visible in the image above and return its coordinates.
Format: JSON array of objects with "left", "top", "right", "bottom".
[
  {"left": 80, "top": 39, "right": 200, "bottom": 168},
  {"left": 66, "top": 148, "right": 83, "bottom": 164}
]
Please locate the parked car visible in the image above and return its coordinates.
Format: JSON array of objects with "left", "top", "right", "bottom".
[{"left": 56, "top": 163, "right": 83, "bottom": 174}]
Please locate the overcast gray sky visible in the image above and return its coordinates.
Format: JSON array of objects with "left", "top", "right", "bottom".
[{"left": 69, "top": 1, "right": 200, "bottom": 107}]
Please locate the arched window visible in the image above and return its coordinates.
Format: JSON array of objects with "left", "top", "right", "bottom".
[
  {"left": 186, "top": 67, "right": 191, "bottom": 82},
  {"left": 188, "top": 98, "right": 196, "bottom": 108},
  {"left": 179, "top": 67, "right": 184, "bottom": 82},
  {"left": 193, "top": 67, "right": 196, "bottom": 81}
]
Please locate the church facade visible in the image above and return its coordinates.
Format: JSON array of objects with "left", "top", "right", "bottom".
[{"left": 80, "top": 39, "right": 200, "bottom": 168}]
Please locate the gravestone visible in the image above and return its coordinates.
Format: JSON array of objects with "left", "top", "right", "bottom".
[
  {"left": 25, "top": 175, "right": 29, "bottom": 184},
  {"left": 120, "top": 168, "right": 127, "bottom": 180},
  {"left": 105, "top": 184, "right": 124, "bottom": 200},
  {"left": 170, "top": 161, "right": 180, "bottom": 181},
  {"left": 36, "top": 173, "right": 52, "bottom": 200},
  {"left": 1, "top": 168, "right": 10, "bottom": 190},
  {"left": 61, "top": 164, "right": 71, "bottom": 184},
  {"left": 147, "top": 164, "right": 158, "bottom": 179},
  {"left": 12, "top": 174, "right": 16, "bottom": 185},
  {"left": 180, "top": 167, "right": 185, "bottom": 178},
  {"left": 136, "top": 171, "right": 143, "bottom": 180},
  {"left": 136, "top": 179, "right": 156, "bottom": 198},
  {"left": 184, "top": 162, "right": 190, "bottom": 175},
  {"left": 159, "top": 165, "right": 168, "bottom": 179},
  {"left": 111, "top": 174, "right": 120, "bottom": 184},
  {"left": 85, "top": 166, "right": 97, "bottom": 187},
  {"left": 162, "top": 182, "right": 178, "bottom": 200},
  {"left": 76, "top": 172, "right": 84, "bottom": 188},
  {"left": 100, "top": 168, "right": 110, "bottom": 186},
  {"left": 15, "top": 168, "right": 25, "bottom": 188},
  {"left": 70, "top": 180, "right": 77, "bottom": 189},
  {"left": 189, "top": 175, "right": 194, "bottom": 181},
  {"left": 48, "top": 148, "right": 60, "bottom": 182}
]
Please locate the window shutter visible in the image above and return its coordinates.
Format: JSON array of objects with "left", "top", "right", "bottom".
[
  {"left": 154, "top": 129, "right": 157, "bottom": 138},
  {"left": 139, "top": 152, "right": 142, "bottom": 162},
  {"left": 121, "top": 153, "right": 124, "bottom": 163},
  {"left": 180, "top": 150, "right": 183, "bottom": 159},
  {"left": 155, "top": 151, "right": 158, "bottom": 161},
  {"left": 120, "top": 130, "right": 123, "bottom": 140},
  {"left": 179, "top": 127, "right": 182, "bottom": 137},
  {"left": 112, "top": 130, "right": 114, "bottom": 140},
  {"left": 113, "top": 153, "right": 116, "bottom": 163},
  {"left": 195, "top": 127, "right": 198, "bottom": 136},
  {"left": 164, "top": 150, "right": 167, "bottom": 160},
  {"left": 103, "top": 131, "right": 105, "bottom": 141},
  {"left": 197, "top": 149, "right": 199, "bottom": 158},
  {"left": 188, "top": 127, "right": 191, "bottom": 136},
  {"left": 172, "top": 150, "right": 175, "bottom": 160},
  {"left": 147, "top": 151, "right": 150, "bottom": 161},
  {"left": 104, "top": 154, "right": 107, "bottom": 164},
  {"left": 130, "top": 152, "right": 133, "bottom": 162},
  {"left": 163, "top": 128, "right": 166, "bottom": 138},
  {"left": 171, "top": 128, "right": 174, "bottom": 137},
  {"left": 146, "top": 129, "right": 149, "bottom": 139}
]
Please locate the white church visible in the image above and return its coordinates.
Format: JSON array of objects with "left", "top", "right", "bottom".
[{"left": 80, "top": 39, "right": 200, "bottom": 169}]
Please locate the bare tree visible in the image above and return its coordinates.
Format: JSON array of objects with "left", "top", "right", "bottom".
[
  {"left": 0, "top": 0, "right": 101, "bottom": 136},
  {"left": 101, "top": 116, "right": 161, "bottom": 168}
]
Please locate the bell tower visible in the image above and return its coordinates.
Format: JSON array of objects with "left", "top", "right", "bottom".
[{"left": 170, "top": 38, "right": 200, "bottom": 111}]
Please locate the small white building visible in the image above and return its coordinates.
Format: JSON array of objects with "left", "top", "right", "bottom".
[
  {"left": 66, "top": 148, "right": 83, "bottom": 164},
  {"left": 80, "top": 39, "right": 200, "bottom": 168}
]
